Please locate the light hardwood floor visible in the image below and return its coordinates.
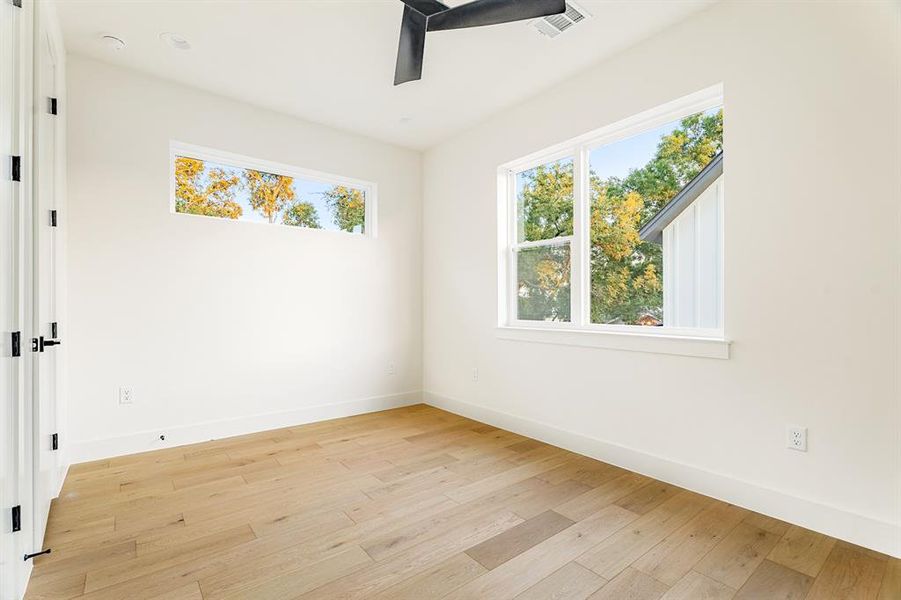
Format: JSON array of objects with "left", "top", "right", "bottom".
[{"left": 26, "top": 405, "right": 900, "bottom": 599}]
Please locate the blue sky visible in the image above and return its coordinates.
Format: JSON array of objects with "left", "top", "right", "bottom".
[
  {"left": 588, "top": 121, "right": 679, "bottom": 181},
  {"left": 186, "top": 160, "right": 357, "bottom": 232}
]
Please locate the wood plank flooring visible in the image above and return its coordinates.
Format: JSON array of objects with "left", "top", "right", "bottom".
[{"left": 25, "top": 405, "right": 900, "bottom": 600}]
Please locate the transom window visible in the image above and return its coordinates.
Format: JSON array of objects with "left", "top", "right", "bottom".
[
  {"left": 170, "top": 142, "right": 376, "bottom": 237},
  {"left": 501, "top": 88, "right": 724, "bottom": 338}
]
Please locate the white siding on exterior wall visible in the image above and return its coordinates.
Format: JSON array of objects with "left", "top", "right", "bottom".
[{"left": 662, "top": 175, "right": 723, "bottom": 329}]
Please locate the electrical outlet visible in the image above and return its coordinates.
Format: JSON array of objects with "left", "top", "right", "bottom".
[
  {"left": 119, "top": 386, "right": 133, "bottom": 405},
  {"left": 472, "top": 368, "right": 479, "bottom": 382},
  {"left": 387, "top": 362, "right": 396, "bottom": 376},
  {"left": 786, "top": 426, "right": 807, "bottom": 452}
]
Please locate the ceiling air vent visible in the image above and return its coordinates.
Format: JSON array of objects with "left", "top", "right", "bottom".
[{"left": 532, "top": 1, "right": 590, "bottom": 38}]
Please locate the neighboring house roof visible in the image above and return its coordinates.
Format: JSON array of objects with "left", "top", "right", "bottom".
[{"left": 638, "top": 152, "right": 723, "bottom": 244}]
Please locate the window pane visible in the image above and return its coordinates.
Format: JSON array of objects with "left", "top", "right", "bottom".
[
  {"left": 516, "top": 158, "right": 574, "bottom": 242},
  {"left": 173, "top": 154, "right": 367, "bottom": 234},
  {"left": 516, "top": 243, "right": 571, "bottom": 322},
  {"left": 320, "top": 185, "right": 366, "bottom": 234},
  {"left": 589, "top": 107, "right": 723, "bottom": 326}
]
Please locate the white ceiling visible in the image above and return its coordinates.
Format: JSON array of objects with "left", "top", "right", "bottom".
[{"left": 55, "top": 0, "right": 714, "bottom": 149}]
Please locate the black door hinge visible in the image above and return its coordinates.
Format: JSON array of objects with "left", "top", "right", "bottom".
[
  {"left": 11, "top": 331, "right": 21, "bottom": 357},
  {"left": 51, "top": 433, "right": 58, "bottom": 451},
  {"left": 12, "top": 0, "right": 22, "bottom": 8},
  {"left": 51, "top": 321, "right": 58, "bottom": 338},
  {"left": 11, "top": 506, "right": 21, "bottom": 532},
  {"left": 11, "top": 155, "right": 21, "bottom": 182},
  {"left": 48, "top": 97, "right": 58, "bottom": 115},
  {"left": 50, "top": 209, "right": 57, "bottom": 227}
]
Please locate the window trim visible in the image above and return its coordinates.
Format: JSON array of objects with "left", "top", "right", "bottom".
[
  {"left": 496, "top": 326, "right": 730, "bottom": 359},
  {"left": 497, "top": 85, "right": 729, "bottom": 357},
  {"left": 169, "top": 140, "right": 378, "bottom": 238}
]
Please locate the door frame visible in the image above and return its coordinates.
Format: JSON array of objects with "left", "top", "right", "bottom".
[{"left": 27, "top": 0, "right": 67, "bottom": 556}]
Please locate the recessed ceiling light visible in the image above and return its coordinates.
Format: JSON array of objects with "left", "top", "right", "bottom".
[
  {"left": 160, "top": 32, "right": 191, "bottom": 51},
  {"left": 399, "top": 116, "right": 413, "bottom": 124},
  {"left": 100, "top": 35, "right": 126, "bottom": 51}
]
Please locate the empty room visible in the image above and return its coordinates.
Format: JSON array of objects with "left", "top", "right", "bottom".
[{"left": 1, "top": 0, "right": 899, "bottom": 598}]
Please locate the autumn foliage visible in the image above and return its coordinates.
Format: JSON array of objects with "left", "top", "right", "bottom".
[
  {"left": 324, "top": 186, "right": 366, "bottom": 233},
  {"left": 174, "top": 157, "right": 243, "bottom": 219},
  {"left": 244, "top": 169, "right": 296, "bottom": 224},
  {"left": 282, "top": 201, "right": 321, "bottom": 228}
]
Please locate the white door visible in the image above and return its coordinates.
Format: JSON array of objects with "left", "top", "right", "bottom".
[
  {"left": 30, "top": 17, "right": 64, "bottom": 550},
  {"left": 0, "top": 2, "right": 18, "bottom": 595},
  {"left": 1, "top": 0, "right": 35, "bottom": 597}
]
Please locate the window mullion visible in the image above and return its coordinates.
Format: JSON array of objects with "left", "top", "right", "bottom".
[
  {"left": 514, "top": 235, "right": 573, "bottom": 250},
  {"left": 570, "top": 148, "right": 583, "bottom": 327},
  {"left": 574, "top": 145, "right": 591, "bottom": 326},
  {"left": 507, "top": 170, "right": 518, "bottom": 326}
]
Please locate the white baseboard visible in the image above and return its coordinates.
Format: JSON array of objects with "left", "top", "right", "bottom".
[
  {"left": 71, "top": 391, "right": 422, "bottom": 463},
  {"left": 424, "top": 391, "right": 901, "bottom": 559}
]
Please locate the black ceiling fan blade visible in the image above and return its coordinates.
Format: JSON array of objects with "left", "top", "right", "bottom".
[
  {"left": 394, "top": 5, "right": 428, "bottom": 85},
  {"left": 400, "top": 0, "right": 449, "bottom": 16},
  {"left": 427, "top": 0, "right": 566, "bottom": 32}
]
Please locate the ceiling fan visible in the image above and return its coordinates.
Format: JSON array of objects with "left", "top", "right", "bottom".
[{"left": 394, "top": 0, "right": 567, "bottom": 85}]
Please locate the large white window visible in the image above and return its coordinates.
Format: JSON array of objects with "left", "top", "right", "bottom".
[
  {"left": 170, "top": 141, "right": 377, "bottom": 237},
  {"left": 499, "top": 87, "right": 725, "bottom": 350}
]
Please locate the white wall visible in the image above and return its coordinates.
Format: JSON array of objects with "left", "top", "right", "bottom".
[
  {"left": 423, "top": 0, "right": 901, "bottom": 556},
  {"left": 67, "top": 57, "right": 422, "bottom": 460}
]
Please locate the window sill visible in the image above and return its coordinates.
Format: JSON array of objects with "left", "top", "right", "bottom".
[{"left": 495, "top": 326, "right": 730, "bottom": 359}]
